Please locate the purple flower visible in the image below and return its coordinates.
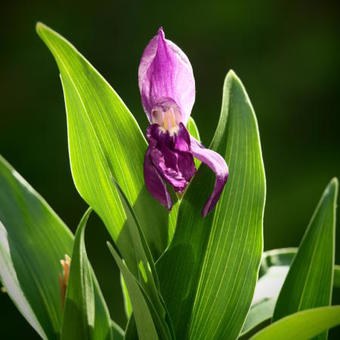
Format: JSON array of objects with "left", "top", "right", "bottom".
[{"left": 139, "top": 28, "right": 229, "bottom": 217}]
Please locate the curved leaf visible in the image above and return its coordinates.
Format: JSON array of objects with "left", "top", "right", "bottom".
[
  {"left": 0, "top": 155, "right": 73, "bottom": 339},
  {"left": 36, "top": 23, "right": 168, "bottom": 260},
  {"left": 250, "top": 306, "right": 340, "bottom": 340},
  {"left": 156, "top": 70, "right": 266, "bottom": 339},
  {"left": 273, "top": 178, "right": 338, "bottom": 340}
]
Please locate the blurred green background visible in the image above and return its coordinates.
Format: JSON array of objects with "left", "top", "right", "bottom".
[{"left": 1, "top": 0, "right": 340, "bottom": 338}]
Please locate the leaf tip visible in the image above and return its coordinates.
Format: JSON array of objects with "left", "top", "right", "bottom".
[
  {"left": 326, "top": 177, "right": 338, "bottom": 199},
  {"left": 226, "top": 69, "right": 238, "bottom": 81},
  {"left": 35, "top": 22, "right": 47, "bottom": 36},
  {"left": 224, "top": 69, "right": 246, "bottom": 96},
  {"left": 330, "top": 177, "right": 339, "bottom": 189}
]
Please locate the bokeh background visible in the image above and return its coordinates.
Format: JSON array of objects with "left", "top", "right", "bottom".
[{"left": 1, "top": 0, "right": 340, "bottom": 338}]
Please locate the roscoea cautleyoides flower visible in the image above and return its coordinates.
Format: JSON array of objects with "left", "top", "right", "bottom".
[{"left": 139, "top": 28, "right": 228, "bottom": 217}]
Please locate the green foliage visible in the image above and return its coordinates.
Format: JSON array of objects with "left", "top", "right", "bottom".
[
  {"left": 36, "top": 22, "right": 168, "bottom": 261},
  {"left": 156, "top": 71, "right": 266, "bottom": 339},
  {"left": 0, "top": 155, "right": 73, "bottom": 339},
  {"left": 61, "top": 209, "right": 115, "bottom": 340},
  {"left": 273, "top": 179, "right": 338, "bottom": 339},
  {"left": 250, "top": 306, "right": 340, "bottom": 340},
  {"left": 107, "top": 243, "right": 159, "bottom": 340},
  {"left": 112, "top": 182, "right": 172, "bottom": 339},
  {"left": 243, "top": 247, "right": 340, "bottom": 337},
  {"left": 0, "top": 23, "right": 339, "bottom": 340}
]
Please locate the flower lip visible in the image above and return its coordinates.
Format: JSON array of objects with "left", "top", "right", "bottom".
[{"left": 146, "top": 123, "right": 196, "bottom": 194}]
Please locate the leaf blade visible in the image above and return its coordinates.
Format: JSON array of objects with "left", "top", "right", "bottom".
[
  {"left": 36, "top": 22, "right": 168, "bottom": 260},
  {"left": 243, "top": 248, "right": 340, "bottom": 336},
  {"left": 250, "top": 306, "right": 340, "bottom": 340},
  {"left": 157, "top": 70, "right": 266, "bottom": 339},
  {"left": 273, "top": 178, "right": 338, "bottom": 340},
  {"left": 0, "top": 155, "right": 73, "bottom": 339}
]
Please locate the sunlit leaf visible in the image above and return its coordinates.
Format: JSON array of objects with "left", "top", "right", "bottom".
[
  {"left": 121, "top": 275, "right": 132, "bottom": 319},
  {"left": 273, "top": 179, "right": 338, "bottom": 339},
  {"left": 156, "top": 70, "right": 266, "bottom": 339},
  {"left": 0, "top": 155, "right": 73, "bottom": 339},
  {"left": 36, "top": 23, "right": 168, "bottom": 261},
  {"left": 250, "top": 306, "right": 340, "bottom": 340}
]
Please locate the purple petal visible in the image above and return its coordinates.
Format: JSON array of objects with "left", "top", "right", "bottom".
[
  {"left": 190, "top": 137, "right": 229, "bottom": 217},
  {"left": 138, "top": 27, "right": 195, "bottom": 125},
  {"left": 146, "top": 124, "right": 196, "bottom": 193},
  {"left": 149, "top": 145, "right": 188, "bottom": 192},
  {"left": 144, "top": 147, "right": 172, "bottom": 210},
  {"left": 174, "top": 123, "right": 191, "bottom": 152}
]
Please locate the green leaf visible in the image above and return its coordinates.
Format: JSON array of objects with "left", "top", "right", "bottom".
[
  {"left": 156, "top": 70, "right": 266, "bottom": 339},
  {"left": 273, "top": 179, "right": 338, "bottom": 340},
  {"left": 121, "top": 274, "right": 132, "bottom": 319},
  {"left": 0, "top": 155, "right": 73, "bottom": 339},
  {"left": 111, "top": 321, "right": 124, "bottom": 340},
  {"left": 112, "top": 181, "right": 172, "bottom": 338},
  {"left": 61, "top": 208, "right": 115, "bottom": 340},
  {"left": 107, "top": 243, "right": 159, "bottom": 340},
  {"left": 250, "top": 306, "right": 340, "bottom": 340},
  {"left": 243, "top": 248, "right": 340, "bottom": 336},
  {"left": 187, "top": 117, "right": 201, "bottom": 143},
  {"left": 36, "top": 22, "right": 168, "bottom": 260}
]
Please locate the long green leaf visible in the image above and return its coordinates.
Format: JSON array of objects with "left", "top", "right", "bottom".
[
  {"left": 111, "top": 321, "right": 124, "bottom": 340},
  {"left": 61, "top": 209, "right": 115, "bottom": 340},
  {"left": 243, "top": 248, "right": 340, "bottom": 336},
  {"left": 0, "top": 155, "right": 73, "bottom": 339},
  {"left": 250, "top": 306, "right": 340, "bottom": 340},
  {"left": 156, "top": 70, "right": 266, "bottom": 339},
  {"left": 107, "top": 243, "right": 159, "bottom": 340},
  {"left": 273, "top": 179, "right": 338, "bottom": 340},
  {"left": 112, "top": 181, "right": 172, "bottom": 338},
  {"left": 36, "top": 23, "right": 168, "bottom": 260}
]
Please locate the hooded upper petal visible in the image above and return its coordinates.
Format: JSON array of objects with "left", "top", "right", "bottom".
[
  {"left": 190, "top": 137, "right": 229, "bottom": 217},
  {"left": 138, "top": 27, "right": 195, "bottom": 125}
]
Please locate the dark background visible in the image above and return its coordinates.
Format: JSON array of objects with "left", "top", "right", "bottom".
[{"left": 1, "top": 0, "right": 340, "bottom": 338}]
